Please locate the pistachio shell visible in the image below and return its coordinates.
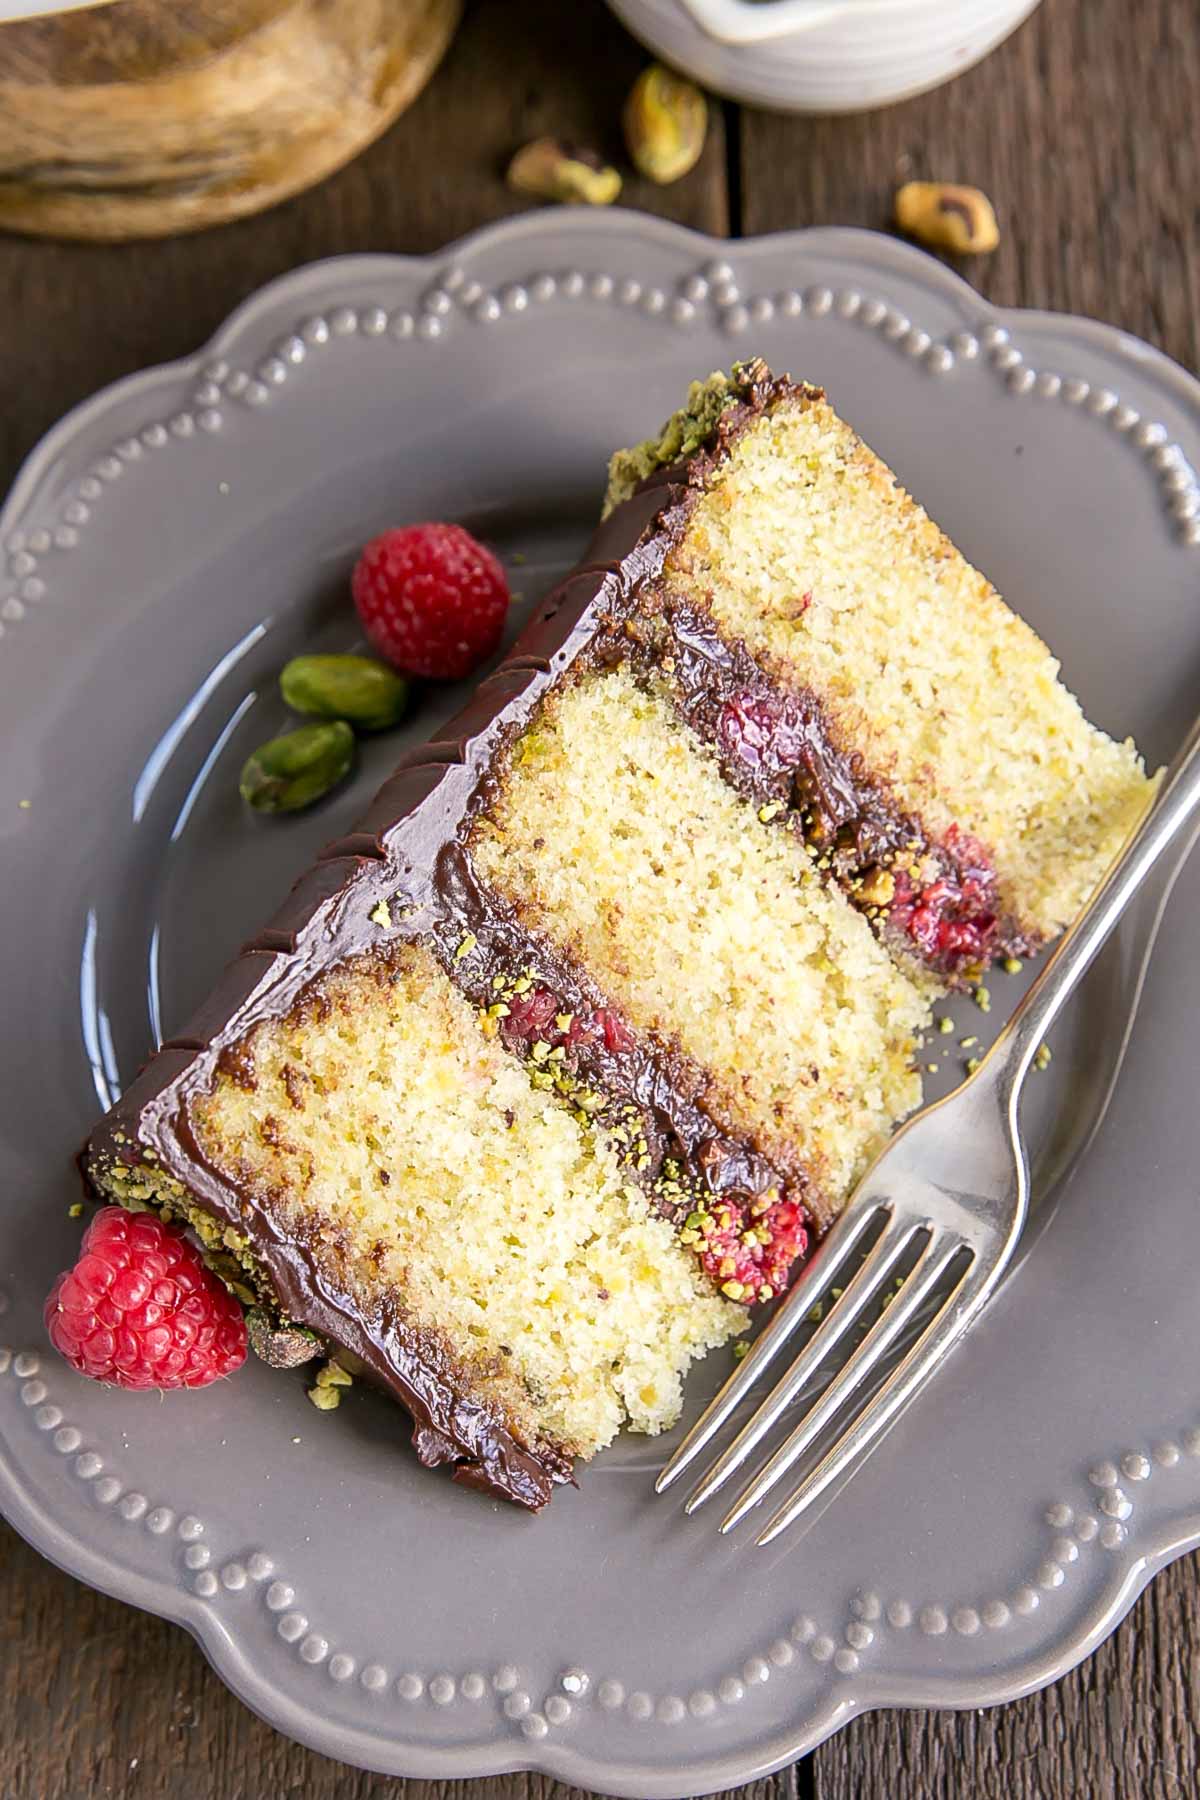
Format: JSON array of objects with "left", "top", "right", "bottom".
[
  {"left": 239, "top": 720, "right": 355, "bottom": 814},
  {"left": 507, "top": 138, "right": 622, "bottom": 206},
  {"left": 894, "top": 181, "right": 1000, "bottom": 255},
  {"left": 623, "top": 66, "right": 708, "bottom": 185}
]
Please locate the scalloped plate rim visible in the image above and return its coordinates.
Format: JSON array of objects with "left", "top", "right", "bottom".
[
  {"left": 3, "top": 209, "right": 1200, "bottom": 1795},
  {"left": 5, "top": 210, "right": 1200, "bottom": 533}
]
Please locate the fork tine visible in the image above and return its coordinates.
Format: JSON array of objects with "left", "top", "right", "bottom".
[
  {"left": 683, "top": 1214, "right": 927, "bottom": 1514},
  {"left": 719, "top": 1234, "right": 969, "bottom": 1535},
  {"left": 753, "top": 1248, "right": 993, "bottom": 1545},
  {"left": 655, "top": 1199, "right": 886, "bottom": 1495}
]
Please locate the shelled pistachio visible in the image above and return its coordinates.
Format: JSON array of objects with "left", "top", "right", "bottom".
[
  {"left": 280, "top": 653, "right": 409, "bottom": 731},
  {"left": 239, "top": 720, "right": 355, "bottom": 814}
]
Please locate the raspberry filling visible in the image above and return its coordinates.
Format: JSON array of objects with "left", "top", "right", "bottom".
[
  {"left": 502, "top": 985, "right": 634, "bottom": 1055},
  {"left": 497, "top": 981, "right": 804, "bottom": 1303},
  {"left": 889, "top": 826, "right": 1000, "bottom": 969},
  {"left": 717, "top": 690, "right": 809, "bottom": 782},
  {"left": 717, "top": 688, "right": 1005, "bottom": 973},
  {"left": 682, "top": 1191, "right": 808, "bottom": 1305}
]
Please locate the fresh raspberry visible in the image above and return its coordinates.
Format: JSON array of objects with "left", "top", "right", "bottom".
[
  {"left": 45, "top": 1206, "right": 247, "bottom": 1390},
  {"left": 352, "top": 524, "right": 509, "bottom": 681}
]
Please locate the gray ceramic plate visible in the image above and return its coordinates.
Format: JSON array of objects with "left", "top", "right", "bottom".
[{"left": 3, "top": 213, "right": 1200, "bottom": 1796}]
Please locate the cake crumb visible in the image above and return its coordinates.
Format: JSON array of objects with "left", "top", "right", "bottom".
[{"left": 18, "top": 799, "right": 31, "bottom": 810}]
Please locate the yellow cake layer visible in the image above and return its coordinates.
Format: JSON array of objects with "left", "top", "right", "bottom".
[
  {"left": 187, "top": 943, "right": 741, "bottom": 1459},
  {"left": 656, "top": 386, "right": 1153, "bottom": 938},
  {"left": 472, "top": 665, "right": 930, "bottom": 1215}
]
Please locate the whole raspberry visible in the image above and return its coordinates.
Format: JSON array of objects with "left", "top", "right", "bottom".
[
  {"left": 351, "top": 523, "right": 509, "bottom": 681},
  {"left": 45, "top": 1206, "right": 247, "bottom": 1390}
]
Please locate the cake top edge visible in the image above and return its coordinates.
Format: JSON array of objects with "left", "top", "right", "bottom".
[{"left": 602, "top": 356, "right": 823, "bottom": 516}]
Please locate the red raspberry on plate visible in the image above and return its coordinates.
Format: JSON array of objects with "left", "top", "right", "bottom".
[
  {"left": 351, "top": 523, "right": 509, "bottom": 681},
  {"left": 45, "top": 1206, "right": 247, "bottom": 1390}
]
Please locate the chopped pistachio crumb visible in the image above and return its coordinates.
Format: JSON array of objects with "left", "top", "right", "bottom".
[
  {"left": 965, "top": 1055, "right": 981, "bottom": 1074},
  {"left": 307, "top": 1385, "right": 340, "bottom": 1411},
  {"left": 757, "top": 801, "right": 783, "bottom": 823},
  {"left": 511, "top": 550, "right": 527, "bottom": 565},
  {"left": 732, "top": 1341, "right": 749, "bottom": 1361},
  {"left": 926, "top": 1063, "right": 939, "bottom": 1074},
  {"left": 454, "top": 933, "right": 477, "bottom": 961},
  {"left": 937, "top": 1015, "right": 955, "bottom": 1035},
  {"left": 960, "top": 1035, "right": 978, "bottom": 1049},
  {"left": 315, "top": 1361, "right": 352, "bottom": 1389},
  {"left": 18, "top": 799, "right": 31, "bottom": 810},
  {"left": 878, "top": 1274, "right": 907, "bottom": 1309},
  {"left": 68, "top": 1201, "right": 84, "bottom": 1219},
  {"left": 721, "top": 1279, "right": 746, "bottom": 1300},
  {"left": 974, "top": 986, "right": 992, "bottom": 1013},
  {"left": 1002, "top": 956, "right": 1024, "bottom": 974},
  {"left": 1034, "top": 1042, "right": 1053, "bottom": 1072},
  {"left": 807, "top": 1284, "right": 844, "bottom": 1324},
  {"left": 369, "top": 899, "right": 392, "bottom": 930}
]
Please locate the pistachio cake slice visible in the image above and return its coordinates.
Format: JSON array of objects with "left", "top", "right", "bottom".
[
  {"left": 83, "top": 361, "right": 1152, "bottom": 1508},
  {"left": 607, "top": 360, "right": 1155, "bottom": 977}
]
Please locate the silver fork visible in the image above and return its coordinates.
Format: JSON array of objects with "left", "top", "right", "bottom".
[{"left": 658, "top": 718, "right": 1200, "bottom": 1545}]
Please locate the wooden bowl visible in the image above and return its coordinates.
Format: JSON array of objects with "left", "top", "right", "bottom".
[{"left": 0, "top": 0, "right": 462, "bottom": 240}]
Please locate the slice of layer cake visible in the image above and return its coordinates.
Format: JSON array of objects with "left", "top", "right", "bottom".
[
  {"left": 82, "top": 361, "right": 1154, "bottom": 1508},
  {"left": 607, "top": 364, "right": 1151, "bottom": 976}
]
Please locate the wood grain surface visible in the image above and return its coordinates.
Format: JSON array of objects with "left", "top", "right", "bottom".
[{"left": 1, "top": 0, "right": 1197, "bottom": 1795}]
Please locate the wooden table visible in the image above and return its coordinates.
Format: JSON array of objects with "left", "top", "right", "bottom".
[{"left": 2, "top": 0, "right": 1197, "bottom": 1794}]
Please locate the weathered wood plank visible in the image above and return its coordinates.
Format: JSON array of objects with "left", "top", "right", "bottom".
[
  {"left": 741, "top": 1, "right": 1200, "bottom": 1794},
  {"left": 0, "top": 0, "right": 727, "bottom": 495}
]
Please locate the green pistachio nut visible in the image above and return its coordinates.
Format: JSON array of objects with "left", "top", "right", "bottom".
[
  {"left": 280, "top": 653, "right": 410, "bottom": 731},
  {"left": 623, "top": 65, "right": 708, "bottom": 185},
  {"left": 239, "top": 720, "right": 355, "bottom": 814},
  {"left": 507, "top": 137, "right": 622, "bottom": 206}
]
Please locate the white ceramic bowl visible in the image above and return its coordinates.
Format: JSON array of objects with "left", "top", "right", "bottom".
[
  {"left": 607, "top": 0, "right": 1043, "bottom": 112},
  {"left": 0, "top": 0, "right": 112, "bottom": 18}
]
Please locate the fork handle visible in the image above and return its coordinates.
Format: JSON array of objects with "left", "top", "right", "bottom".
[{"left": 991, "top": 719, "right": 1200, "bottom": 1093}]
